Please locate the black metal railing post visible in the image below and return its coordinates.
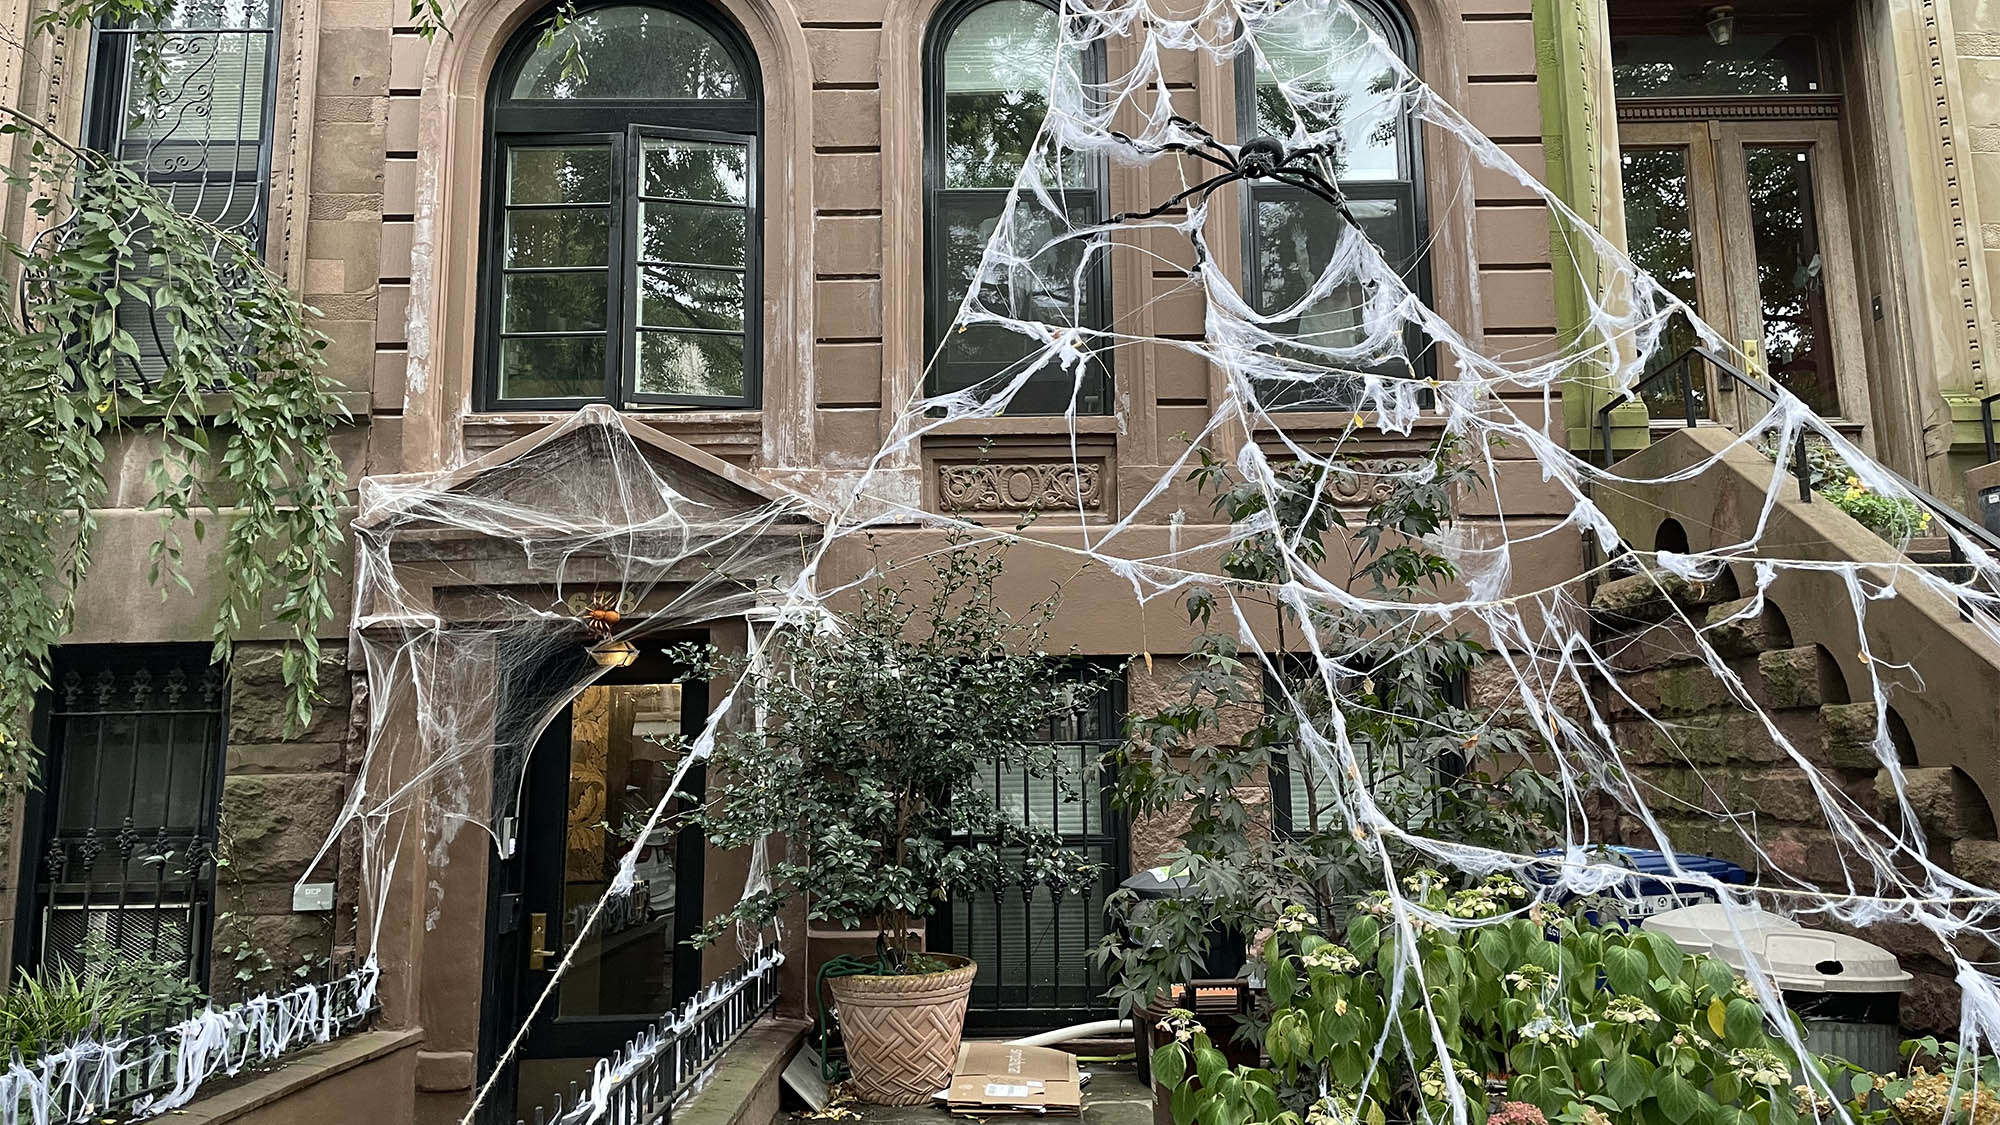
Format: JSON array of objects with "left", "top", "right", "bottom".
[{"left": 1981, "top": 390, "right": 2000, "bottom": 466}]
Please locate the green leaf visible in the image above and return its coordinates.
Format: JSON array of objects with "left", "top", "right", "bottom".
[
  {"left": 1724, "top": 998, "right": 1766, "bottom": 1047},
  {"left": 1656, "top": 1072, "right": 1702, "bottom": 1124},
  {"left": 1152, "top": 1043, "right": 1186, "bottom": 1089},
  {"left": 1605, "top": 944, "right": 1650, "bottom": 996},
  {"left": 1605, "top": 1054, "right": 1654, "bottom": 1108}
]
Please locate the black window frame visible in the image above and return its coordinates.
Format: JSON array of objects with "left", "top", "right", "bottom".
[
  {"left": 921, "top": 0, "right": 1114, "bottom": 416},
  {"left": 1234, "top": 0, "right": 1435, "bottom": 410},
  {"left": 15, "top": 646, "right": 228, "bottom": 986},
  {"left": 476, "top": 0, "right": 765, "bottom": 412}
]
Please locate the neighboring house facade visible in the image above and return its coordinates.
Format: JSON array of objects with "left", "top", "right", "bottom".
[{"left": 0, "top": 0, "right": 1996, "bottom": 1117}]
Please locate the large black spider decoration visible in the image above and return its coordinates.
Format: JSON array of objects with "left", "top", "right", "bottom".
[{"left": 1104, "top": 115, "right": 1368, "bottom": 240}]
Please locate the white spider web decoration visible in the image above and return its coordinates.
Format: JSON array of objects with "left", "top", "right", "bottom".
[{"left": 305, "top": 0, "right": 2000, "bottom": 1121}]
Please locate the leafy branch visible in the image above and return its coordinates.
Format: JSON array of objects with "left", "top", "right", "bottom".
[{"left": 0, "top": 47, "right": 348, "bottom": 776}]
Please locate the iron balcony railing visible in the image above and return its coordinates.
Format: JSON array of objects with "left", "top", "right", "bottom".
[
  {"left": 0, "top": 957, "right": 378, "bottom": 1124},
  {"left": 1596, "top": 346, "right": 2000, "bottom": 568},
  {"left": 517, "top": 948, "right": 781, "bottom": 1125}
]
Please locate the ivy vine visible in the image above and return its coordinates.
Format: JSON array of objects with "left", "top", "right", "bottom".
[{"left": 0, "top": 3, "right": 349, "bottom": 777}]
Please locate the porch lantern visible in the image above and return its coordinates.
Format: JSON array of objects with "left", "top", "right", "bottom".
[
  {"left": 1705, "top": 6, "right": 1735, "bottom": 46},
  {"left": 589, "top": 639, "right": 641, "bottom": 668}
]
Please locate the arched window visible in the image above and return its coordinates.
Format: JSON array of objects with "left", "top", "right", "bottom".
[
  {"left": 481, "top": 2, "right": 761, "bottom": 409},
  {"left": 1237, "top": 0, "right": 1428, "bottom": 408},
  {"left": 924, "top": 0, "right": 1109, "bottom": 415}
]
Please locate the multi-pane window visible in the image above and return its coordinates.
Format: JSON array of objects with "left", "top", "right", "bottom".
[
  {"left": 1239, "top": 0, "right": 1428, "bottom": 408},
  {"left": 483, "top": 3, "right": 761, "bottom": 409},
  {"left": 24, "top": 649, "right": 226, "bottom": 983},
  {"left": 87, "top": 0, "right": 280, "bottom": 382},
  {"left": 924, "top": 0, "right": 1110, "bottom": 415}
]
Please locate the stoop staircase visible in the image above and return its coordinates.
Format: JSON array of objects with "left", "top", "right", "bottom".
[{"left": 1584, "top": 428, "right": 2000, "bottom": 1034}]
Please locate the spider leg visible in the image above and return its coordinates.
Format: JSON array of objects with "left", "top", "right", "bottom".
[
  {"left": 1161, "top": 116, "right": 1240, "bottom": 172},
  {"left": 1266, "top": 167, "right": 1367, "bottom": 232},
  {"left": 1109, "top": 169, "right": 1245, "bottom": 225}
]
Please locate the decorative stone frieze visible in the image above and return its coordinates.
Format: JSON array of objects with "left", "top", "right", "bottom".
[{"left": 938, "top": 461, "right": 1104, "bottom": 510}]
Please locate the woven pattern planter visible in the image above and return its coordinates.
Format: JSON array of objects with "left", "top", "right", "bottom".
[{"left": 827, "top": 955, "right": 978, "bottom": 1105}]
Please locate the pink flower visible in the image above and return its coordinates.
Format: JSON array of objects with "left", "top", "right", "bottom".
[{"left": 1489, "top": 1103, "right": 1548, "bottom": 1125}]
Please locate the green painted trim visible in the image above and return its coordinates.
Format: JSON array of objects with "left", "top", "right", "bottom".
[{"left": 1533, "top": 0, "right": 1626, "bottom": 446}]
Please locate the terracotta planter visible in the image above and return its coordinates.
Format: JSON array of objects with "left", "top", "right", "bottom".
[{"left": 827, "top": 954, "right": 978, "bottom": 1105}]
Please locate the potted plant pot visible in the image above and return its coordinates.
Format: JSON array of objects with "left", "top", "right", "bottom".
[{"left": 827, "top": 954, "right": 979, "bottom": 1105}]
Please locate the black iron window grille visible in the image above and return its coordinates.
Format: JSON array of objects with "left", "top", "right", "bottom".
[
  {"left": 1266, "top": 658, "right": 1466, "bottom": 836},
  {"left": 938, "top": 671, "right": 1125, "bottom": 1032},
  {"left": 516, "top": 949, "right": 781, "bottom": 1125},
  {"left": 23, "top": 647, "right": 226, "bottom": 985},
  {"left": 83, "top": 0, "right": 282, "bottom": 386}
]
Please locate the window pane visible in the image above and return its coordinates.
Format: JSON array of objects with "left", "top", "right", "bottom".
[
  {"left": 503, "top": 271, "right": 608, "bottom": 332},
  {"left": 509, "top": 6, "right": 747, "bottom": 100},
  {"left": 1251, "top": 191, "right": 1409, "bottom": 322},
  {"left": 638, "top": 203, "right": 746, "bottom": 266},
  {"left": 1611, "top": 33, "right": 1822, "bottom": 99},
  {"left": 638, "top": 265, "right": 745, "bottom": 331},
  {"left": 1744, "top": 145, "right": 1838, "bottom": 415},
  {"left": 1619, "top": 146, "right": 1707, "bottom": 420},
  {"left": 943, "top": 190, "right": 1094, "bottom": 341},
  {"left": 1251, "top": 1, "right": 1403, "bottom": 180},
  {"left": 942, "top": 0, "right": 1085, "bottom": 189},
  {"left": 506, "top": 208, "right": 610, "bottom": 268},
  {"left": 635, "top": 331, "right": 745, "bottom": 398},
  {"left": 508, "top": 146, "right": 613, "bottom": 205},
  {"left": 640, "top": 140, "right": 749, "bottom": 203},
  {"left": 499, "top": 337, "right": 606, "bottom": 399}
]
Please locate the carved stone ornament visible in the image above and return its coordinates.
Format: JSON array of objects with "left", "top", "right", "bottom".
[
  {"left": 1326, "top": 458, "right": 1424, "bottom": 505},
  {"left": 939, "top": 462, "right": 1104, "bottom": 511}
]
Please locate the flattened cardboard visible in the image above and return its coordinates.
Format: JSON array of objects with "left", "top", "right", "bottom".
[{"left": 946, "top": 1042, "right": 1083, "bottom": 1115}]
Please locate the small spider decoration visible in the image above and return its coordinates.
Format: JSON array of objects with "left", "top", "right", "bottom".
[
  {"left": 577, "top": 590, "right": 623, "bottom": 639},
  {"left": 1099, "top": 115, "right": 1371, "bottom": 265}
]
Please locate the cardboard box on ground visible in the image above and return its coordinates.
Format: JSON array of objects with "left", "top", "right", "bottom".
[{"left": 945, "top": 1044, "right": 1084, "bottom": 1116}]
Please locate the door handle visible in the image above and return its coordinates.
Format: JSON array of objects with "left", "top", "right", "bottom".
[{"left": 528, "top": 912, "right": 555, "bottom": 971}]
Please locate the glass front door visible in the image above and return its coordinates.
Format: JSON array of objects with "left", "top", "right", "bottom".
[
  {"left": 482, "top": 647, "right": 708, "bottom": 1124},
  {"left": 1617, "top": 119, "right": 1864, "bottom": 428}
]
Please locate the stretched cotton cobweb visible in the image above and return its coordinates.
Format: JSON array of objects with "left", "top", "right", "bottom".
[{"left": 313, "top": 0, "right": 2000, "bottom": 1121}]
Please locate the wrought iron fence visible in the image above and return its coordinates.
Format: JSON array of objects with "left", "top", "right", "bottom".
[
  {"left": 0, "top": 956, "right": 378, "bottom": 1124},
  {"left": 518, "top": 948, "right": 781, "bottom": 1125}
]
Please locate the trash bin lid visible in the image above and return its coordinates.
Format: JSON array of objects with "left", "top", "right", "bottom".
[
  {"left": 1642, "top": 904, "right": 1912, "bottom": 995},
  {"left": 1121, "top": 864, "right": 1200, "bottom": 899}
]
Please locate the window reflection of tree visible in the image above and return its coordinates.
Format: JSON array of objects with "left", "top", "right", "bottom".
[{"left": 1744, "top": 146, "right": 1834, "bottom": 414}]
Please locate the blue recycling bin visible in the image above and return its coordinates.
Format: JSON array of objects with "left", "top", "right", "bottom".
[{"left": 1528, "top": 846, "right": 1750, "bottom": 928}]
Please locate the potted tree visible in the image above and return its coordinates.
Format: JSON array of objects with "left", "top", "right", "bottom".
[{"left": 691, "top": 541, "right": 1104, "bottom": 1105}]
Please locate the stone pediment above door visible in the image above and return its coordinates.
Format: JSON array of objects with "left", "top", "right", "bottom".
[{"left": 359, "top": 405, "right": 824, "bottom": 539}]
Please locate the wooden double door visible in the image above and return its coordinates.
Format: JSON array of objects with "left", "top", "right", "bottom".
[{"left": 1619, "top": 117, "right": 1867, "bottom": 429}]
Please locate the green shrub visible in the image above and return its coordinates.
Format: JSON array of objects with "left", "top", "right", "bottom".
[{"left": 0, "top": 942, "right": 203, "bottom": 1054}]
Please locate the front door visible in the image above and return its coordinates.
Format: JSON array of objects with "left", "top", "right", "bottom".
[
  {"left": 1619, "top": 119, "right": 1866, "bottom": 429},
  {"left": 482, "top": 645, "right": 708, "bottom": 1123}
]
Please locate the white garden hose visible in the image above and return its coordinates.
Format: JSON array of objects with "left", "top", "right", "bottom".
[{"left": 1005, "top": 1019, "right": 1132, "bottom": 1047}]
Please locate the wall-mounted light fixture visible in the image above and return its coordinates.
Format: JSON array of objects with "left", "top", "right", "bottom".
[
  {"left": 1706, "top": 5, "right": 1735, "bottom": 46},
  {"left": 589, "top": 639, "right": 640, "bottom": 668}
]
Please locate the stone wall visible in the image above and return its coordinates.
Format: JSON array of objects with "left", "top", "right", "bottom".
[
  {"left": 1588, "top": 570, "right": 1996, "bottom": 1034},
  {"left": 210, "top": 642, "right": 362, "bottom": 994}
]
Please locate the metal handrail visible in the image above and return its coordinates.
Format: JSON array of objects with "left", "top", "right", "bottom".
[
  {"left": 1980, "top": 389, "right": 2000, "bottom": 466},
  {"left": 1596, "top": 347, "right": 1805, "bottom": 501},
  {"left": 1596, "top": 348, "right": 2000, "bottom": 565}
]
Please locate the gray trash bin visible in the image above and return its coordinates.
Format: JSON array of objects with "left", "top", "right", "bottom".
[{"left": 1644, "top": 904, "right": 1912, "bottom": 1075}]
